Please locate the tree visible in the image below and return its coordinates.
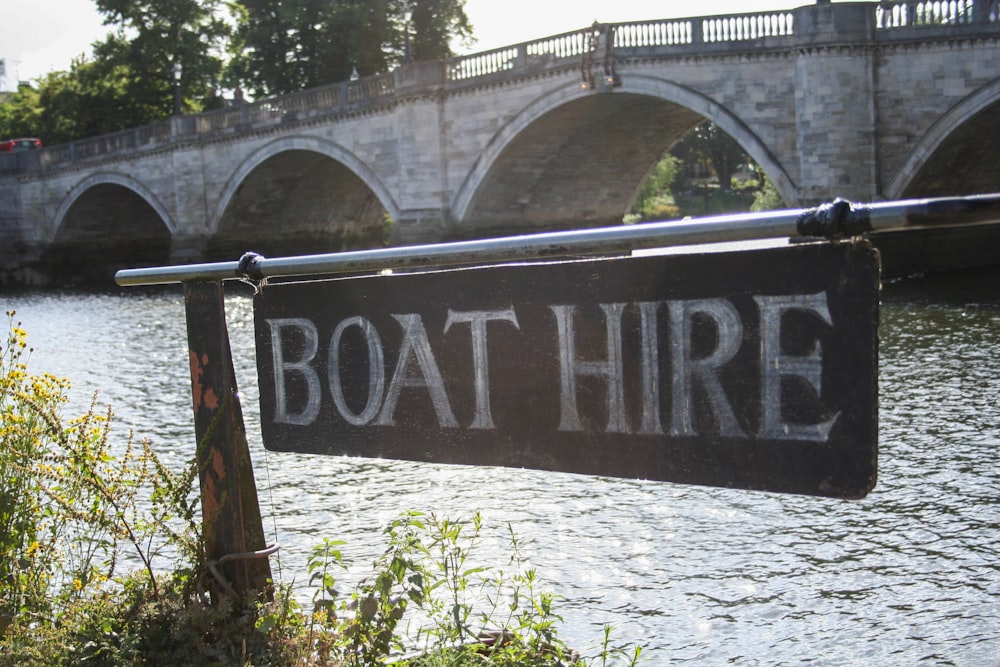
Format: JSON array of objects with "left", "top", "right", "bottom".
[
  {"left": 751, "top": 175, "right": 786, "bottom": 211},
  {"left": 0, "top": 59, "right": 139, "bottom": 145},
  {"left": 228, "top": 0, "right": 473, "bottom": 99},
  {"left": 629, "top": 152, "right": 681, "bottom": 220},
  {"left": 409, "top": 0, "right": 474, "bottom": 61},
  {"left": 227, "top": 0, "right": 384, "bottom": 97},
  {"left": 672, "top": 121, "right": 747, "bottom": 191},
  {"left": 93, "top": 0, "right": 230, "bottom": 120},
  {"left": 0, "top": 84, "right": 43, "bottom": 142},
  {"left": 0, "top": 0, "right": 231, "bottom": 144},
  {"left": 1, "top": 0, "right": 473, "bottom": 144}
]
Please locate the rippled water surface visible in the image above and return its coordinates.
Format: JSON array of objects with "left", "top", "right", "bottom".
[{"left": 5, "top": 266, "right": 999, "bottom": 665}]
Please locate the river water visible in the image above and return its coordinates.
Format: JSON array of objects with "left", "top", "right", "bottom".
[{"left": 4, "top": 265, "right": 999, "bottom": 666}]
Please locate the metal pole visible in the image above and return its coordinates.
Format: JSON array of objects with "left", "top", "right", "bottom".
[
  {"left": 115, "top": 194, "right": 1000, "bottom": 287},
  {"left": 172, "top": 61, "right": 183, "bottom": 116},
  {"left": 403, "top": 0, "right": 413, "bottom": 62}
]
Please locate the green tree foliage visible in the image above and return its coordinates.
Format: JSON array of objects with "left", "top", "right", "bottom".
[
  {"left": 228, "top": 0, "right": 473, "bottom": 99},
  {"left": 0, "top": 0, "right": 228, "bottom": 144},
  {"left": 629, "top": 152, "right": 681, "bottom": 221},
  {"left": 751, "top": 175, "right": 786, "bottom": 211},
  {"left": 0, "top": 58, "right": 154, "bottom": 145},
  {"left": 0, "top": 85, "right": 43, "bottom": 143},
  {"left": 409, "top": 0, "right": 474, "bottom": 61},
  {"left": 93, "top": 0, "right": 230, "bottom": 118},
  {"left": 672, "top": 120, "right": 747, "bottom": 191},
  {"left": 628, "top": 121, "right": 789, "bottom": 220},
  {"left": 227, "top": 0, "right": 383, "bottom": 97},
  {"left": 0, "top": 0, "right": 471, "bottom": 143}
]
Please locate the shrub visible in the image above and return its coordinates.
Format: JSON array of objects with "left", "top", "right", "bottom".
[
  {"left": 1, "top": 315, "right": 641, "bottom": 665},
  {"left": 751, "top": 176, "right": 786, "bottom": 212},
  {"left": 0, "top": 311, "right": 199, "bottom": 663}
]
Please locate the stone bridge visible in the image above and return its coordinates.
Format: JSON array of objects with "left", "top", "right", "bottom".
[{"left": 1, "top": 0, "right": 998, "bottom": 282}]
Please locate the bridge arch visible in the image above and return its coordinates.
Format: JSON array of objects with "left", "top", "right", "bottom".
[
  {"left": 617, "top": 74, "right": 798, "bottom": 206},
  {"left": 451, "top": 81, "right": 593, "bottom": 226},
  {"left": 53, "top": 171, "right": 176, "bottom": 241},
  {"left": 209, "top": 136, "right": 397, "bottom": 260},
  {"left": 452, "top": 75, "right": 797, "bottom": 236},
  {"left": 46, "top": 172, "right": 174, "bottom": 283},
  {"left": 888, "top": 77, "right": 1000, "bottom": 200}
]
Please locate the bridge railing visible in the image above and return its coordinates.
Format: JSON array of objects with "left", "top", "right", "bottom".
[
  {"left": 612, "top": 11, "right": 795, "bottom": 49},
  {"left": 875, "top": 0, "right": 998, "bottom": 28},
  {"left": 347, "top": 72, "right": 395, "bottom": 103},
  {"left": 194, "top": 84, "right": 348, "bottom": 133},
  {"left": 38, "top": 72, "right": 398, "bottom": 160},
  {"left": 700, "top": 12, "right": 795, "bottom": 42},
  {"left": 614, "top": 19, "right": 695, "bottom": 47},
  {"left": 447, "top": 46, "right": 521, "bottom": 80},
  {"left": 448, "top": 29, "right": 595, "bottom": 81},
  {"left": 34, "top": 121, "right": 173, "bottom": 166},
  {"left": 448, "top": 9, "right": 796, "bottom": 81}
]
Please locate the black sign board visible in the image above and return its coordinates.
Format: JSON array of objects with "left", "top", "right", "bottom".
[{"left": 253, "top": 241, "right": 879, "bottom": 498}]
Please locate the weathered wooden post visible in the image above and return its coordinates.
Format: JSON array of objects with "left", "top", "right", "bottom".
[{"left": 183, "top": 280, "right": 272, "bottom": 601}]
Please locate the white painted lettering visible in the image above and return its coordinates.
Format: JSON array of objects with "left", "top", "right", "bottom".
[
  {"left": 328, "top": 316, "right": 385, "bottom": 426},
  {"left": 444, "top": 308, "right": 520, "bottom": 429},
  {"left": 667, "top": 299, "right": 745, "bottom": 438},
  {"left": 376, "top": 314, "right": 458, "bottom": 428},
  {"left": 266, "top": 318, "right": 321, "bottom": 426},
  {"left": 754, "top": 292, "right": 839, "bottom": 441},
  {"left": 551, "top": 303, "right": 628, "bottom": 433},
  {"left": 638, "top": 301, "right": 663, "bottom": 435},
  {"left": 265, "top": 292, "right": 842, "bottom": 442}
]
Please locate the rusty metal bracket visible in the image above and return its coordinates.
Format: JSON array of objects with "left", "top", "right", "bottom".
[{"left": 201, "top": 543, "right": 281, "bottom": 601}]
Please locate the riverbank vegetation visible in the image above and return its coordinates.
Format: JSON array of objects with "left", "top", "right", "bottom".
[
  {"left": 626, "top": 121, "right": 786, "bottom": 224},
  {"left": 0, "top": 313, "right": 641, "bottom": 666}
]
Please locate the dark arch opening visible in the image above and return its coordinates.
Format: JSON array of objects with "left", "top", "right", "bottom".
[
  {"left": 460, "top": 93, "right": 784, "bottom": 239},
  {"left": 460, "top": 93, "right": 706, "bottom": 238},
  {"left": 903, "top": 101, "right": 1000, "bottom": 198},
  {"left": 209, "top": 150, "right": 388, "bottom": 261},
  {"left": 44, "top": 183, "right": 172, "bottom": 286}
]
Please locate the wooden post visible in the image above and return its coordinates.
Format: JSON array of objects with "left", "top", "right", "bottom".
[{"left": 183, "top": 280, "right": 272, "bottom": 601}]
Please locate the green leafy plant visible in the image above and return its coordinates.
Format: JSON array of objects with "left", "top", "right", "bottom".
[
  {"left": 254, "top": 511, "right": 640, "bottom": 666},
  {"left": 1, "top": 315, "right": 642, "bottom": 665},
  {"left": 751, "top": 175, "right": 786, "bottom": 212},
  {"left": 0, "top": 311, "right": 63, "bottom": 631},
  {"left": 0, "top": 312, "right": 200, "bottom": 662}
]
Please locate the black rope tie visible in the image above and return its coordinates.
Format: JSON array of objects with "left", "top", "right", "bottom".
[
  {"left": 796, "top": 198, "right": 873, "bottom": 240},
  {"left": 237, "top": 251, "right": 267, "bottom": 294}
]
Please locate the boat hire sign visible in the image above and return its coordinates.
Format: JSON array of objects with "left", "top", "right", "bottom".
[{"left": 253, "top": 241, "right": 879, "bottom": 498}]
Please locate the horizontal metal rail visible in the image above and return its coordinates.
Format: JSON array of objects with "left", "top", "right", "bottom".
[{"left": 115, "top": 194, "right": 1000, "bottom": 286}]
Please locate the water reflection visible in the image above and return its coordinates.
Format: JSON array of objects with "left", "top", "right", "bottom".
[{"left": 3, "top": 267, "right": 998, "bottom": 665}]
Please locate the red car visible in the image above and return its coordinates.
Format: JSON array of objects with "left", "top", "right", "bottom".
[{"left": 0, "top": 138, "right": 43, "bottom": 152}]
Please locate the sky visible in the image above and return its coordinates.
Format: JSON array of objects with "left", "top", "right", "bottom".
[{"left": 2, "top": 0, "right": 846, "bottom": 90}]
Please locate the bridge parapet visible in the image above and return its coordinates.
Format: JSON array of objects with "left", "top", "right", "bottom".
[
  {"left": 8, "top": 0, "right": 999, "bottom": 173},
  {"left": 189, "top": 73, "right": 395, "bottom": 136},
  {"left": 876, "top": 0, "right": 998, "bottom": 28},
  {"left": 446, "top": 9, "right": 797, "bottom": 82}
]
